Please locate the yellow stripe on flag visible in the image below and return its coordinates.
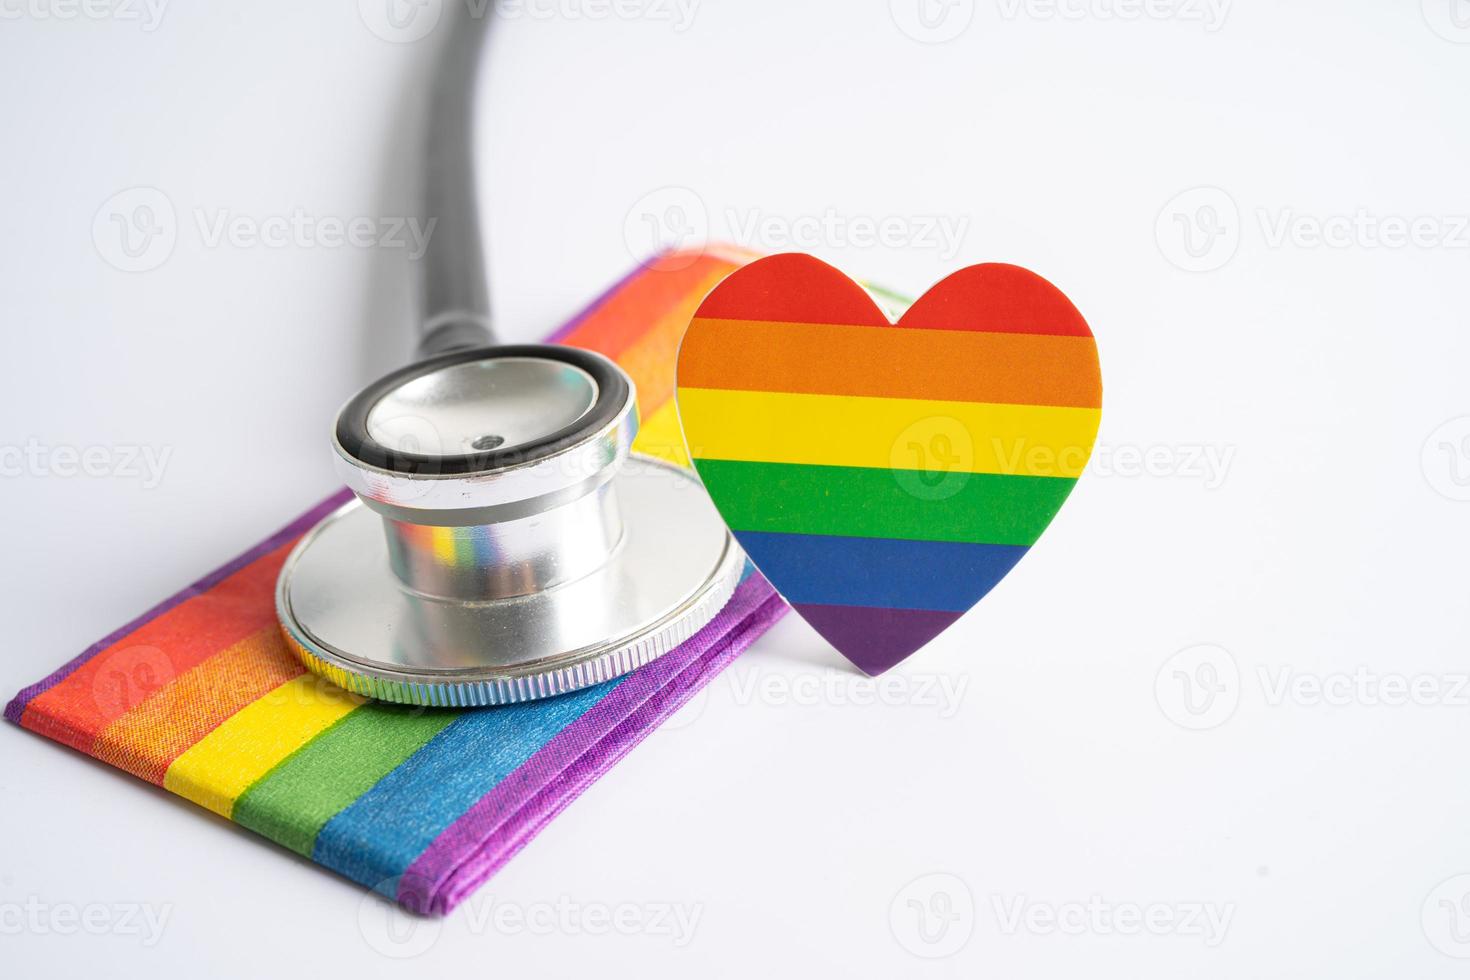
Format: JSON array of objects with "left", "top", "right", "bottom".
[
  {"left": 162, "top": 675, "right": 363, "bottom": 818},
  {"left": 677, "top": 388, "right": 1100, "bottom": 479}
]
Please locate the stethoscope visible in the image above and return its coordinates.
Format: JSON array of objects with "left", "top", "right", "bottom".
[{"left": 274, "top": 10, "right": 744, "bottom": 707}]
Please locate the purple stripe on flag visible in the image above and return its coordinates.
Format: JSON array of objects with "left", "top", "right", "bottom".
[{"left": 398, "top": 575, "right": 785, "bottom": 915}]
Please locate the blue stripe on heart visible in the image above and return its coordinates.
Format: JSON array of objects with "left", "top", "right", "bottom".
[{"left": 732, "top": 531, "right": 1028, "bottom": 612}]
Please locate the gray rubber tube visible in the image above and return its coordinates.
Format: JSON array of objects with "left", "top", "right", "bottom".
[{"left": 416, "top": 5, "right": 497, "bottom": 359}]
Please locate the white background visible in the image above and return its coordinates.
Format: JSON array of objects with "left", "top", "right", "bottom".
[{"left": 3, "top": 1, "right": 1470, "bottom": 976}]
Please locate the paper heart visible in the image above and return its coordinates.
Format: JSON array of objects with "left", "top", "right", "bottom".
[{"left": 675, "top": 254, "right": 1103, "bottom": 675}]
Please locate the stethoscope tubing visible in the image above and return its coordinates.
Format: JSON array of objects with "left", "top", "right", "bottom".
[{"left": 418, "top": 4, "right": 498, "bottom": 358}]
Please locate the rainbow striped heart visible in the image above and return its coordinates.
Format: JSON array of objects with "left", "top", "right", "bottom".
[{"left": 675, "top": 254, "right": 1103, "bottom": 675}]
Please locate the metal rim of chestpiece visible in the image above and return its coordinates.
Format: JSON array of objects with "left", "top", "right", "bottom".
[{"left": 275, "top": 345, "right": 745, "bottom": 707}]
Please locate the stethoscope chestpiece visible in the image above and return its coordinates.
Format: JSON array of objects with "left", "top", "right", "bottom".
[{"left": 276, "top": 345, "right": 744, "bottom": 707}]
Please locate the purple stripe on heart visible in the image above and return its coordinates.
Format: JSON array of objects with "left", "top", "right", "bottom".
[{"left": 792, "top": 604, "right": 964, "bottom": 676}]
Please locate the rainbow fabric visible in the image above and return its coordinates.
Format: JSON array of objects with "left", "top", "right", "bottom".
[
  {"left": 5, "top": 248, "right": 786, "bottom": 916},
  {"left": 678, "top": 256, "right": 1102, "bottom": 675}
]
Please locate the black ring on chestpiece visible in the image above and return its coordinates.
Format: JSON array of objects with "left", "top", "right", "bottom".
[{"left": 334, "top": 345, "right": 631, "bottom": 477}]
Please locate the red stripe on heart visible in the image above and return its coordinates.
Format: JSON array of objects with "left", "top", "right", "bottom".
[
  {"left": 693, "top": 253, "right": 889, "bottom": 325},
  {"left": 898, "top": 263, "right": 1093, "bottom": 337}
]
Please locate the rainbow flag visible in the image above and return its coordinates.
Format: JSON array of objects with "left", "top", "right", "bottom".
[{"left": 5, "top": 248, "right": 786, "bottom": 916}]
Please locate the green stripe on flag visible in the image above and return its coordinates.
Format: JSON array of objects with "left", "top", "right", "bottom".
[{"left": 233, "top": 705, "right": 460, "bottom": 857}]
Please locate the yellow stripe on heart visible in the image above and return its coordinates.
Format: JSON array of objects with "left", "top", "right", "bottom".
[{"left": 677, "top": 388, "right": 1100, "bottom": 479}]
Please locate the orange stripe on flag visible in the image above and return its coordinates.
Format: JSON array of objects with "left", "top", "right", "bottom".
[
  {"left": 607, "top": 267, "right": 735, "bottom": 414},
  {"left": 559, "top": 253, "right": 739, "bottom": 360},
  {"left": 20, "top": 541, "right": 297, "bottom": 753},
  {"left": 90, "top": 626, "right": 305, "bottom": 785}
]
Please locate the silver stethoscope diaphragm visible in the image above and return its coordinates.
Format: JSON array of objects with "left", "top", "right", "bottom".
[
  {"left": 276, "top": 345, "right": 745, "bottom": 707},
  {"left": 277, "top": 8, "right": 745, "bottom": 706}
]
